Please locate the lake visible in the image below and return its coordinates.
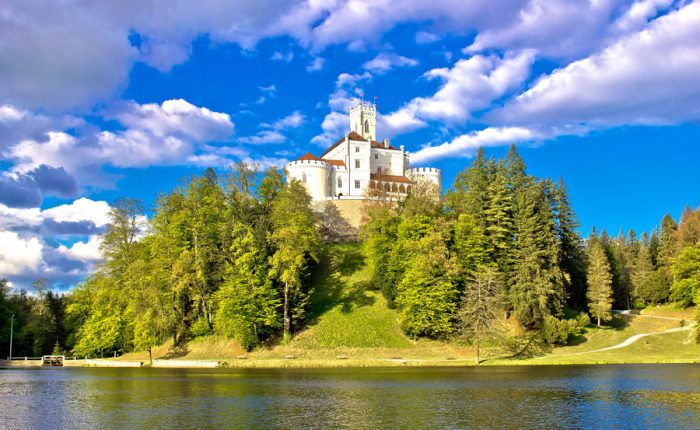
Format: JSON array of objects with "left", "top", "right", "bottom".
[{"left": 1, "top": 364, "right": 699, "bottom": 429}]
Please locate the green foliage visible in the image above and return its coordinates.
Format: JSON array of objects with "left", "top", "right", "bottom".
[
  {"left": 456, "top": 265, "right": 503, "bottom": 363},
  {"left": 510, "top": 184, "right": 565, "bottom": 328},
  {"left": 587, "top": 240, "right": 614, "bottom": 326},
  {"left": 670, "top": 244, "right": 700, "bottom": 306},
  {"left": 395, "top": 231, "right": 459, "bottom": 338},
  {"left": 190, "top": 316, "right": 212, "bottom": 338},
  {"left": 540, "top": 314, "right": 588, "bottom": 345}
]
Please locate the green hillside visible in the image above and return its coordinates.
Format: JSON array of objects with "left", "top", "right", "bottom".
[{"left": 290, "top": 243, "right": 412, "bottom": 349}]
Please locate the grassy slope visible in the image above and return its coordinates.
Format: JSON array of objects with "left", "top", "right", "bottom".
[{"left": 120, "top": 243, "right": 699, "bottom": 366}]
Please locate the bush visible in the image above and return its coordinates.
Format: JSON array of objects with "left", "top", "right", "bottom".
[
  {"left": 190, "top": 316, "right": 212, "bottom": 338},
  {"left": 540, "top": 313, "right": 589, "bottom": 345}
]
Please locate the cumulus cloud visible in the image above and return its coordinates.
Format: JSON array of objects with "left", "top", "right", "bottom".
[
  {"left": 411, "top": 126, "right": 539, "bottom": 164},
  {"left": 239, "top": 110, "right": 305, "bottom": 145},
  {"left": 374, "top": 50, "right": 535, "bottom": 138},
  {"left": 57, "top": 235, "right": 103, "bottom": 263},
  {"left": 9, "top": 99, "right": 235, "bottom": 174},
  {"left": 0, "top": 173, "right": 42, "bottom": 208},
  {"left": 490, "top": 2, "right": 700, "bottom": 127},
  {"left": 363, "top": 52, "right": 417, "bottom": 74},
  {"left": 306, "top": 57, "right": 325, "bottom": 71},
  {"left": 0, "top": 231, "right": 43, "bottom": 276}
]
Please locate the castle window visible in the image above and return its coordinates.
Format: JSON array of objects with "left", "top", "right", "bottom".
[
  {"left": 337, "top": 178, "right": 342, "bottom": 188},
  {"left": 302, "top": 173, "right": 307, "bottom": 183},
  {"left": 354, "top": 180, "right": 361, "bottom": 189},
  {"left": 355, "top": 159, "right": 360, "bottom": 168},
  {"left": 374, "top": 153, "right": 378, "bottom": 159},
  {"left": 364, "top": 120, "right": 369, "bottom": 133},
  {"left": 355, "top": 146, "right": 359, "bottom": 153}
]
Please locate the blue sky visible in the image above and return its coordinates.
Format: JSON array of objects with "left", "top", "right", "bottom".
[{"left": 1, "top": 0, "right": 699, "bottom": 289}]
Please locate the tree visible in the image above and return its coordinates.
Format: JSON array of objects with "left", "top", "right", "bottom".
[
  {"left": 214, "top": 222, "right": 280, "bottom": 349},
  {"left": 587, "top": 240, "right": 614, "bottom": 326},
  {"left": 484, "top": 172, "right": 514, "bottom": 272},
  {"left": 395, "top": 231, "right": 459, "bottom": 338},
  {"left": 457, "top": 265, "right": 502, "bottom": 364},
  {"left": 669, "top": 243, "right": 700, "bottom": 307},
  {"left": 268, "top": 180, "right": 319, "bottom": 340},
  {"left": 452, "top": 214, "right": 492, "bottom": 277},
  {"left": 510, "top": 184, "right": 565, "bottom": 328},
  {"left": 445, "top": 147, "right": 493, "bottom": 224},
  {"left": 631, "top": 244, "right": 668, "bottom": 307},
  {"left": 554, "top": 178, "right": 588, "bottom": 309}
]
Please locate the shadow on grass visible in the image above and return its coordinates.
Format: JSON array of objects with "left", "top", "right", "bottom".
[
  {"left": 162, "top": 343, "right": 190, "bottom": 359},
  {"left": 306, "top": 244, "right": 375, "bottom": 323}
]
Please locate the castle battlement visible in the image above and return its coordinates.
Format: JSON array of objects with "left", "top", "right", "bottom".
[
  {"left": 408, "top": 167, "right": 441, "bottom": 174},
  {"left": 285, "top": 159, "right": 332, "bottom": 169}
]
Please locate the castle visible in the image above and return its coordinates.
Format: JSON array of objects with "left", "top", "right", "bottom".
[{"left": 285, "top": 102, "right": 441, "bottom": 205}]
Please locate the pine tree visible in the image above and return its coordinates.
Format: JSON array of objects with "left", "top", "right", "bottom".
[
  {"left": 457, "top": 265, "right": 502, "bottom": 364},
  {"left": 669, "top": 243, "right": 700, "bottom": 307},
  {"left": 484, "top": 171, "right": 514, "bottom": 273},
  {"left": 553, "top": 178, "right": 588, "bottom": 309},
  {"left": 510, "top": 184, "right": 565, "bottom": 328},
  {"left": 586, "top": 240, "right": 614, "bottom": 326},
  {"left": 659, "top": 213, "right": 678, "bottom": 271},
  {"left": 452, "top": 213, "right": 492, "bottom": 277},
  {"left": 445, "top": 147, "right": 493, "bottom": 224}
]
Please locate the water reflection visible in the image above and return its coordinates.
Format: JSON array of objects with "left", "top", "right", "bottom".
[{"left": 0, "top": 365, "right": 698, "bottom": 429}]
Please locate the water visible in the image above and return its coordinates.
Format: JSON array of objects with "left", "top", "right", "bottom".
[{"left": 1, "top": 364, "right": 699, "bottom": 429}]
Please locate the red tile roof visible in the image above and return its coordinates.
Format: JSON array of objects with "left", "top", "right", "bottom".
[
  {"left": 295, "top": 152, "right": 345, "bottom": 167},
  {"left": 370, "top": 173, "right": 413, "bottom": 184},
  {"left": 370, "top": 140, "right": 399, "bottom": 150}
]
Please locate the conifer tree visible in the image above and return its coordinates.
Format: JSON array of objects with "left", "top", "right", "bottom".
[
  {"left": 510, "top": 184, "right": 565, "bottom": 328},
  {"left": 586, "top": 240, "right": 614, "bottom": 326},
  {"left": 457, "top": 265, "right": 502, "bottom": 364},
  {"left": 445, "top": 147, "right": 493, "bottom": 224},
  {"left": 659, "top": 213, "right": 678, "bottom": 271},
  {"left": 484, "top": 171, "right": 514, "bottom": 273},
  {"left": 453, "top": 213, "right": 492, "bottom": 277},
  {"left": 553, "top": 178, "right": 588, "bottom": 308},
  {"left": 669, "top": 243, "right": 700, "bottom": 307}
]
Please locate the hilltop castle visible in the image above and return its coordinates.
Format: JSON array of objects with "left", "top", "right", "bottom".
[{"left": 285, "top": 102, "right": 441, "bottom": 204}]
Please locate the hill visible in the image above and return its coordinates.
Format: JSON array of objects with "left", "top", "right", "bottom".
[{"left": 117, "top": 243, "right": 700, "bottom": 367}]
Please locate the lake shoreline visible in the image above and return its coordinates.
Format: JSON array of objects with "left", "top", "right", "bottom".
[{"left": 3, "top": 356, "right": 700, "bottom": 369}]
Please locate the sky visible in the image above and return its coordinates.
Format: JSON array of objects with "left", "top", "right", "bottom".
[{"left": 1, "top": 0, "right": 699, "bottom": 290}]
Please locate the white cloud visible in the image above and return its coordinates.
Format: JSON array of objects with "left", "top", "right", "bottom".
[
  {"left": 411, "top": 126, "right": 538, "bottom": 164},
  {"left": 42, "top": 198, "right": 112, "bottom": 228},
  {"left": 57, "top": 235, "right": 103, "bottom": 262},
  {"left": 312, "top": 71, "right": 373, "bottom": 145},
  {"left": 306, "top": 57, "right": 325, "bottom": 71},
  {"left": 9, "top": 99, "right": 235, "bottom": 172},
  {"left": 363, "top": 52, "right": 417, "bottom": 73},
  {"left": 266, "top": 111, "right": 305, "bottom": 130},
  {"left": 415, "top": 31, "right": 439, "bottom": 44},
  {"left": 490, "top": 2, "right": 700, "bottom": 127},
  {"left": 378, "top": 50, "right": 535, "bottom": 135},
  {"left": 239, "top": 130, "right": 287, "bottom": 145},
  {"left": 271, "top": 51, "right": 294, "bottom": 62},
  {"left": 0, "top": 231, "right": 43, "bottom": 275}
]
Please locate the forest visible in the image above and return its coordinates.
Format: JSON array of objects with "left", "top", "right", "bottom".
[{"left": 1, "top": 146, "right": 699, "bottom": 359}]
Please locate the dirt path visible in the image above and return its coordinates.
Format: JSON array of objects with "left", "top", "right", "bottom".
[{"left": 535, "top": 310, "right": 692, "bottom": 359}]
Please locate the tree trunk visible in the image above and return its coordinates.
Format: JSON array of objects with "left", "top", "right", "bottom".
[
  {"left": 148, "top": 347, "right": 153, "bottom": 366},
  {"left": 597, "top": 316, "right": 601, "bottom": 327},
  {"left": 283, "top": 282, "right": 291, "bottom": 339},
  {"left": 476, "top": 336, "right": 481, "bottom": 366}
]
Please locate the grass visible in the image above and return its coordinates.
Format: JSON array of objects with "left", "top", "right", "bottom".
[{"left": 117, "top": 243, "right": 700, "bottom": 368}]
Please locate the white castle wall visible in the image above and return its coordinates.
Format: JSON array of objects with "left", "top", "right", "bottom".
[
  {"left": 407, "top": 167, "right": 442, "bottom": 190},
  {"left": 285, "top": 159, "right": 332, "bottom": 202}
]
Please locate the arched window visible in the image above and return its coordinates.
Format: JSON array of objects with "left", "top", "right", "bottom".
[
  {"left": 337, "top": 178, "right": 343, "bottom": 188},
  {"left": 364, "top": 120, "right": 369, "bottom": 133},
  {"left": 302, "top": 173, "right": 307, "bottom": 183}
]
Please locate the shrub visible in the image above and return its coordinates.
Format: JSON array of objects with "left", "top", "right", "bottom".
[
  {"left": 190, "top": 316, "right": 212, "bottom": 338},
  {"left": 541, "top": 313, "right": 589, "bottom": 345}
]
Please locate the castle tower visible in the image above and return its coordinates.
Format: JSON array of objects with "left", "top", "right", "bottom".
[{"left": 349, "top": 102, "right": 376, "bottom": 141}]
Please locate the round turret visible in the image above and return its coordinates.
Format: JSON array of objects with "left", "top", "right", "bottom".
[
  {"left": 406, "top": 167, "right": 442, "bottom": 190},
  {"left": 285, "top": 159, "right": 332, "bottom": 202}
]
